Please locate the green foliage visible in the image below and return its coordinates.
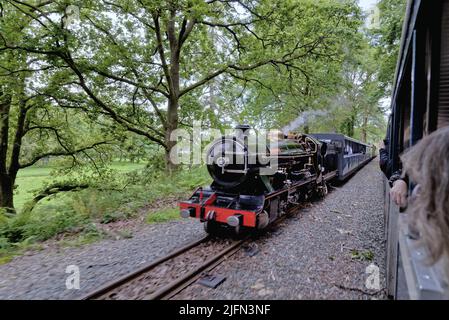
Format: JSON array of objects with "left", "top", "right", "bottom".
[
  {"left": 0, "top": 0, "right": 398, "bottom": 262},
  {"left": 350, "top": 249, "right": 375, "bottom": 261},
  {"left": 1, "top": 0, "right": 392, "bottom": 213},
  {"left": 0, "top": 204, "right": 87, "bottom": 243},
  {"left": 204, "top": 0, "right": 364, "bottom": 131},
  {"left": 370, "top": 0, "right": 407, "bottom": 94},
  {"left": 146, "top": 207, "right": 180, "bottom": 224},
  {"left": 70, "top": 191, "right": 115, "bottom": 222}
]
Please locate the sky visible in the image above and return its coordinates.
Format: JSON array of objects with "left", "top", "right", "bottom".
[{"left": 359, "top": 0, "right": 378, "bottom": 11}]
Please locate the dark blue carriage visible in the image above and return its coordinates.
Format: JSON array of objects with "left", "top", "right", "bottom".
[{"left": 310, "top": 133, "right": 375, "bottom": 181}]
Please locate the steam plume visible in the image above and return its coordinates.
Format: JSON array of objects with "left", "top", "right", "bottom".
[{"left": 282, "top": 110, "right": 327, "bottom": 135}]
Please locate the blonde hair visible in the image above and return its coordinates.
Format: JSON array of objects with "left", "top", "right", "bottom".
[{"left": 401, "top": 126, "right": 449, "bottom": 263}]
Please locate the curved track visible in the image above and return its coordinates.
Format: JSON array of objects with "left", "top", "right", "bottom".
[
  {"left": 82, "top": 204, "right": 304, "bottom": 300},
  {"left": 81, "top": 234, "right": 249, "bottom": 300}
]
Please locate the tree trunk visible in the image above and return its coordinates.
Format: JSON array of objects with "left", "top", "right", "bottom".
[
  {"left": 164, "top": 142, "right": 177, "bottom": 173},
  {"left": 0, "top": 91, "right": 13, "bottom": 211},
  {"left": 165, "top": 24, "right": 181, "bottom": 174},
  {"left": 165, "top": 97, "right": 179, "bottom": 174},
  {"left": 348, "top": 114, "right": 356, "bottom": 137},
  {"left": 0, "top": 174, "right": 14, "bottom": 211},
  {"left": 0, "top": 86, "right": 28, "bottom": 212},
  {"left": 361, "top": 115, "right": 368, "bottom": 142}
]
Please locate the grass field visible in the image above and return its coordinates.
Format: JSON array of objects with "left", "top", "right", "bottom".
[{"left": 14, "top": 162, "right": 146, "bottom": 211}]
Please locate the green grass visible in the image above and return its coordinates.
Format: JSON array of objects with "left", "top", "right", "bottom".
[
  {"left": 1, "top": 163, "right": 210, "bottom": 264},
  {"left": 350, "top": 249, "right": 374, "bottom": 261},
  {"left": 109, "top": 162, "right": 146, "bottom": 172},
  {"left": 146, "top": 207, "right": 180, "bottom": 224},
  {"left": 14, "top": 162, "right": 146, "bottom": 211},
  {"left": 15, "top": 167, "right": 55, "bottom": 210},
  {"left": 0, "top": 255, "right": 13, "bottom": 264}
]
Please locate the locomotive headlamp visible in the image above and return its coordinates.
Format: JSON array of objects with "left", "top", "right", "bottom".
[
  {"left": 180, "top": 209, "right": 190, "bottom": 218},
  {"left": 180, "top": 208, "right": 195, "bottom": 218},
  {"left": 227, "top": 215, "right": 241, "bottom": 227}
]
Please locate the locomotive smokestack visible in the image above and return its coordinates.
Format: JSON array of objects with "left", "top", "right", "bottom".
[
  {"left": 235, "top": 124, "right": 251, "bottom": 133},
  {"left": 235, "top": 124, "right": 251, "bottom": 140}
]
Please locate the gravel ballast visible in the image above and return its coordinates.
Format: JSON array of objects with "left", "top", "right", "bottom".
[
  {"left": 0, "top": 159, "right": 385, "bottom": 300},
  {"left": 0, "top": 219, "right": 206, "bottom": 299}
]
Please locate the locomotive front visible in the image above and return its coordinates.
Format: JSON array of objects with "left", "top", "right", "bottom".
[
  {"left": 180, "top": 125, "right": 326, "bottom": 234},
  {"left": 205, "top": 124, "right": 272, "bottom": 191}
]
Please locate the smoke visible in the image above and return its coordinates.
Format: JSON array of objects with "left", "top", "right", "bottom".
[{"left": 282, "top": 110, "right": 328, "bottom": 135}]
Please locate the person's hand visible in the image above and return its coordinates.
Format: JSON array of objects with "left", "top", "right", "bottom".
[{"left": 390, "top": 179, "right": 408, "bottom": 208}]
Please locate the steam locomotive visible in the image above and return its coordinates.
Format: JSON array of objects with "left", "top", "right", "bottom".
[{"left": 179, "top": 125, "right": 375, "bottom": 235}]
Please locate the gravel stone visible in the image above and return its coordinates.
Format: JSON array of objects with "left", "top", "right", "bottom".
[{"left": 0, "top": 219, "right": 205, "bottom": 299}]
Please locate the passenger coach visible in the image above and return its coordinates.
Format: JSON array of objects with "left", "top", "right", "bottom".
[
  {"left": 311, "top": 133, "right": 375, "bottom": 181},
  {"left": 384, "top": 0, "right": 449, "bottom": 300}
]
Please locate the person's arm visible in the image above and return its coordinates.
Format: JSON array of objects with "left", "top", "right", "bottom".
[
  {"left": 379, "top": 148, "right": 389, "bottom": 175},
  {"left": 379, "top": 147, "right": 395, "bottom": 179},
  {"left": 389, "top": 170, "right": 408, "bottom": 208}
]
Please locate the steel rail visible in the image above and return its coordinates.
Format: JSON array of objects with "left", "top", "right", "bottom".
[
  {"left": 157, "top": 203, "right": 304, "bottom": 300},
  {"left": 81, "top": 234, "right": 210, "bottom": 300},
  {"left": 147, "top": 236, "right": 250, "bottom": 300}
]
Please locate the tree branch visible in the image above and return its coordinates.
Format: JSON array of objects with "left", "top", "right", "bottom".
[
  {"left": 179, "top": 18, "right": 196, "bottom": 47},
  {"left": 19, "top": 141, "right": 110, "bottom": 169},
  {"left": 153, "top": 12, "right": 172, "bottom": 92},
  {"left": 89, "top": 67, "right": 169, "bottom": 98},
  {"left": 25, "top": 182, "right": 89, "bottom": 213}
]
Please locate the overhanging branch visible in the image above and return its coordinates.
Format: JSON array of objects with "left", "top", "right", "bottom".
[{"left": 19, "top": 140, "right": 110, "bottom": 169}]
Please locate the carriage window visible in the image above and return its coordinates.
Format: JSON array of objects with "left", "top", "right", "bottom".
[
  {"left": 345, "top": 141, "right": 353, "bottom": 155},
  {"left": 333, "top": 141, "right": 343, "bottom": 149},
  {"left": 344, "top": 141, "right": 367, "bottom": 155}
]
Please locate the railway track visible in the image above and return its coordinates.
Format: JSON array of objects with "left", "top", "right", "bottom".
[
  {"left": 82, "top": 204, "right": 304, "bottom": 300},
  {"left": 81, "top": 234, "right": 250, "bottom": 300}
]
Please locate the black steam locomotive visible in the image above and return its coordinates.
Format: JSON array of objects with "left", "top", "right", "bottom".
[{"left": 180, "top": 125, "right": 375, "bottom": 235}]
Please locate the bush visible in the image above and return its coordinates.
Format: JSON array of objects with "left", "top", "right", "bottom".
[
  {"left": 0, "top": 237, "right": 11, "bottom": 250},
  {"left": 0, "top": 203, "right": 88, "bottom": 243},
  {"left": 101, "top": 211, "right": 127, "bottom": 224}
]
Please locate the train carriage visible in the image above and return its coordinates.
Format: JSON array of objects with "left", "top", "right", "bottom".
[
  {"left": 384, "top": 0, "right": 449, "bottom": 300},
  {"left": 311, "top": 133, "right": 375, "bottom": 181}
]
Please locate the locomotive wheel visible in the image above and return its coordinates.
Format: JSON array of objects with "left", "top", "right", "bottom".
[
  {"left": 204, "top": 220, "right": 221, "bottom": 235},
  {"left": 233, "top": 224, "right": 241, "bottom": 236},
  {"left": 230, "top": 224, "right": 248, "bottom": 239},
  {"left": 318, "top": 182, "right": 328, "bottom": 198}
]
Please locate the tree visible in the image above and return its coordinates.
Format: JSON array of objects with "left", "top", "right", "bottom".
[
  {"left": 371, "top": 0, "right": 406, "bottom": 95},
  {"left": 293, "top": 32, "right": 388, "bottom": 144},
  {"left": 0, "top": 0, "right": 364, "bottom": 171},
  {"left": 0, "top": 2, "right": 111, "bottom": 211}
]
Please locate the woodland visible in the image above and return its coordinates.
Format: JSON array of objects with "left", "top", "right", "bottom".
[{"left": 0, "top": 0, "right": 405, "bottom": 261}]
